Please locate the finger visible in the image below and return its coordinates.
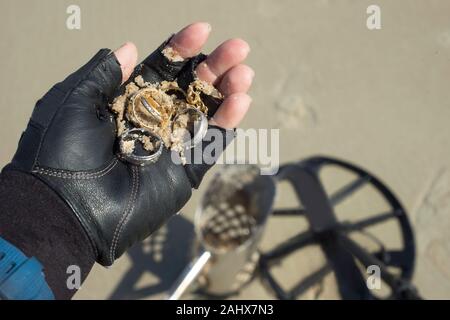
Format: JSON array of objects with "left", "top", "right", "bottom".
[
  {"left": 167, "top": 22, "right": 211, "bottom": 59},
  {"left": 139, "top": 22, "right": 211, "bottom": 83},
  {"left": 184, "top": 125, "right": 235, "bottom": 189},
  {"left": 209, "top": 93, "right": 252, "bottom": 129},
  {"left": 218, "top": 64, "right": 254, "bottom": 96},
  {"left": 196, "top": 39, "right": 250, "bottom": 85},
  {"left": 61, "top": 47, "right": 126, "bottom": 100},
  {"left": 113, "top": 42, "right": 138, "bottom": 84},
  {"left": 35, "top": 47, "right": 130, "bottom": 170}
]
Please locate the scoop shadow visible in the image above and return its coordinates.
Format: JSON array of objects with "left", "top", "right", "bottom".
[{"left": 109, "top": 214, "right": 195, "bottom": 299}]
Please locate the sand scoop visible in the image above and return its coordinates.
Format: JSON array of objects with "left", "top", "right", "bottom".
[{"left": 167, "top": 164, "right": 275, "bottom": 299}]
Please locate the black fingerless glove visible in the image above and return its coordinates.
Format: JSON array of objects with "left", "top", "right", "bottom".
[{"left": 3, "top": 39, "right": 234, "bottom": 266}]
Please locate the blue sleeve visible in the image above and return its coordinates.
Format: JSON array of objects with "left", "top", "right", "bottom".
[{"left": 0, "top": 237, "right": 54, "bottom": 300}]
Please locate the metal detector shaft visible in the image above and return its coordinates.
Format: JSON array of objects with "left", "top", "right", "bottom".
[{"left": 167, "top": 250, "right": 212, "bottom": 300}]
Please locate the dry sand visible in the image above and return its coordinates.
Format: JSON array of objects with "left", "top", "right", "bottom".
[{"left": 0, "top": 0, "right": 449, "bottom": 299}]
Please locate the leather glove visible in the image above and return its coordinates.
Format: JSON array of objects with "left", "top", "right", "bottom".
[{"left": 3, "top": 38, "right": 234, "bottom": 266}]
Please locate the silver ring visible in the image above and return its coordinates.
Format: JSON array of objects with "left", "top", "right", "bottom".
[
  {"left": 118, "top": 128, "right": 163, "bottom": 166},
  {"left": 140, "top": 96, "right": 163, "bottom": 123},
  {"left": 172, "top": 107, "right": 208, "bottom": 150}
]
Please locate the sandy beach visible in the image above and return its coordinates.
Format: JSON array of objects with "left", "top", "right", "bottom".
[{"left": 0, "top": 0, "right": 449, "bottom": 299}]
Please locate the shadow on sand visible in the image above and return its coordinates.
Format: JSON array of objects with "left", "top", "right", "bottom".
[{"left": 109, "top": 214, "right": 195, "bottom": 299}]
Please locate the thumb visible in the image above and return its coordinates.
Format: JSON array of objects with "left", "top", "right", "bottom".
[
  {"left": 21, "top": 44, "right": 138, "bottom": 171},
  {"left": 113, "top": 42, "right": 138, "bottom": 84},
  {"left": 73, "top": 42, "right": 138, "bottom": 99},
  {"left": 45, "top": 42, "right": 138, "bottom": 104},
  {"left": 31, "top": 43, "right": 138, "bottom": 131}
]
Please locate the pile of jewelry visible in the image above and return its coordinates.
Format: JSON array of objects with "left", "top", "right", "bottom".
[{"left": 110, "top": 75, "right": 222, "bottom": 165}]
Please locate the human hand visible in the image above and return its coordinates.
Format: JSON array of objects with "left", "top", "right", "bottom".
[{"left": 5, "top": 23, "right": 253, "bottom": 266}]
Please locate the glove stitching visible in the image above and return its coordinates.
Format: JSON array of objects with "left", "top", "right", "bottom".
[
  {"left": 28, "top": 172, "right": 100, "bottom": 258},
  {"left": 109, "top": 165, "right": 139, "bottom": 263},
  {"left": 33, "top": 158, "right": 118, "bottom": 180}
]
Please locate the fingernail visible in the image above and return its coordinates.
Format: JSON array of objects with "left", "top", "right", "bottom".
[
  {"left": 114, "top": 42, "right": 133, "bottom": 62},
  {"left": 114, "top": 42, "right": 127, "bottom": 53}
]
